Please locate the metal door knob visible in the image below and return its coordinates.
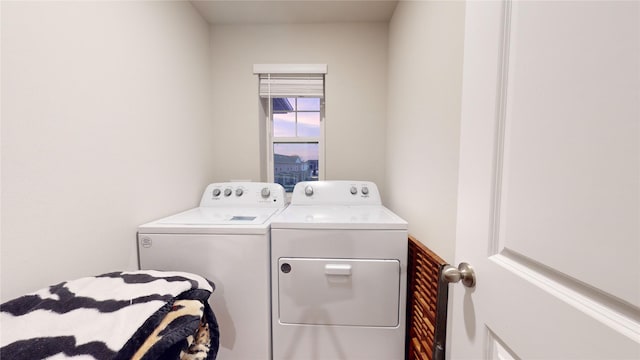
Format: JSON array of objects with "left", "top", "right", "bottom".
[{"left": 442, "top": 262, "right": 476, "bottom": 288}]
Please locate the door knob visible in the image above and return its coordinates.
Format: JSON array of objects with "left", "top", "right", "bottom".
[{"left": 442, "top": 262, "right": 476, "bottom": 288}]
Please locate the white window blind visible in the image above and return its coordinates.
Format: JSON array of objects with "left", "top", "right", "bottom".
[
  {"left": 254, "top": 64, "right": 327, "bottom": 98},
  {"left": 258, "top": 74, "right": 324, "bottom": 98}
]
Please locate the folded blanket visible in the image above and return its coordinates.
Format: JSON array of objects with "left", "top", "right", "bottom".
[{"left": 0, "top": 270, "right": 220, "bottom": 360}]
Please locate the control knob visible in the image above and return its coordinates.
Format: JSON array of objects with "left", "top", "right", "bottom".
[
  {"left": 304, "top": 185, "right": 314, "bottom": 196},
  {"left": 212, "top": 188, "right": 221, "bottom": 197},
  {"left": 361, "top": 186, "right": 369, "bottom": 195},
  {"left": 261, "top": 187, "right": 271, "bottom": 198},
  {"left": 350, "top": 186, "right": 358, "bottom": 195},
  {"left": 224, "top": 188, "right": 232, "bottom": 197},
  {"left": 235, "top": 188, "right": 244, "bottom": 197}
]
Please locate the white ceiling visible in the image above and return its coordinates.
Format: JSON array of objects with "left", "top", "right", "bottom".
[{"left": 190, "top": 0, "right": 399, "bottom": 25}]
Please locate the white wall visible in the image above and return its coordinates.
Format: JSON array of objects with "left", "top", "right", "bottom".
[
  {"left": 1, "top": 1, "right": 214, "bottom": 301},
  {"left": 386, "top": 1, "right": 466, "bottom": 262},
  {"left": 209, "top": 23, "right": 389, "bottom": 193},
  {"left": 1, "top": 0, "right": 465, "bottom": 300}
]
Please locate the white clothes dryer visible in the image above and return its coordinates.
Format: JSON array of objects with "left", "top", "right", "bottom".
[
  {"left": 270, "top": 180, "right": 408, "bottom": 360},
  {"left": 137, "top": 182, "right": 286, "bottom": 360}
]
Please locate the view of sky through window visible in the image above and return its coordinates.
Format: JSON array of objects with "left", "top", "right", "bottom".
[
  {"left": 272, "top": 97, "right": 320, "bottom": 160},
  {"left": 272, "top": 97, "right": 321, "bottom": 190}
]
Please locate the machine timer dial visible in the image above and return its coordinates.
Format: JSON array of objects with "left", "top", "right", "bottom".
[
  {"left": 235, "top": 188, "right": 244, "bottom": 197},
  {"left": 261, "top": 187, "right": 271, "bottom": 198},
  {"left": 212, "top": 188, "right": 221, "bottom": 197},
  {"left": 361, "top": 186, "right": 369, "bottom": 195},
  {"left": 304, "top": 185, "right": 314, "bottom": 196},
  {"left": 224, "top": 188, "right": 232, "bottom": 197}
]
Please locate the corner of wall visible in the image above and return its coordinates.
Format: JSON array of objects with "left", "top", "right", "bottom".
[{"left": 384, "top": 0, "right": 466, "bottom": 263}]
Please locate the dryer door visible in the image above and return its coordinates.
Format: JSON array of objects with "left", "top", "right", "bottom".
[{"left": 277, "top": 257, "right": 400, "bottom": 327}]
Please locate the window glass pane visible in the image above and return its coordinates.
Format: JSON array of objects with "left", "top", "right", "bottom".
[
  {"left": 297, "top": 98, "right": 320, "bottom": 111},
  {"left": 273, "top": 143, "right": 319, "bottom": 192},
  {"left": 272, "top": 97, "right": 295, "bottom": 112},
  {"left": 273, "top": 111, "right": 295, "bottom": 137},
  {"left": 296, "top": 112, "right": 321, "bottom": 137},
  {"left": 287, "top": 97, "right": 297, "bottom": 110}
]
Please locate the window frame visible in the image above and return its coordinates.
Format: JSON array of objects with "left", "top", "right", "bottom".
[
  {"left": 266, "top": 96, "right": 325, "bottom": 189},
  {"left": 253, "top": 64, "right": 327, "bottom": 193}
]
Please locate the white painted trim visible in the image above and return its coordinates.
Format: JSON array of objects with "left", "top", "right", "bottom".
[
  {"left": 490, "top": 0, "right": 512, "bottom": 256},
  {"left": 253, "top": 64, "right": 328, "bottom": 74}
]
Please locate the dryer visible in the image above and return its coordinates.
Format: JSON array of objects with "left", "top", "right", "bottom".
[
  {"left": 137, "top": 182, "right": 286, "bottom": 360},
  {"left": 270, "top": 180, "right": 408, "bottom": 360}
]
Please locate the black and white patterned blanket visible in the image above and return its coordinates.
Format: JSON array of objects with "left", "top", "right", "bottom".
[{"left": 0, "top": 270, "right": 219, "bottom": 360}]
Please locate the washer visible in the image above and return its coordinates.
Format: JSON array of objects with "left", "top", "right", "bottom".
[
  {"left": 137, "top": 182, "right": 286, "bottom": 360},
  {"left": 270, "top": 180, "right": 408, "bottom": 360}
]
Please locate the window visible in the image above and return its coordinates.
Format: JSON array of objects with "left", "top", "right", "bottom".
[{"left": 254, "top": 65, "right": 326, "bottom": 192}]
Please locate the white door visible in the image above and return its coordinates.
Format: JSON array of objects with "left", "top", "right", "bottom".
[{"left": 450, "top": 1, "right": 639, "bottom": 358}]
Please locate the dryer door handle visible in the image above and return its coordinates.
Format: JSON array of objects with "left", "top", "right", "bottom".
[{"left": 325, "top": 264, "right": 352, "bottom": 276}]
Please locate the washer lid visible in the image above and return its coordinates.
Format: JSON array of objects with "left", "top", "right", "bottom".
[
  {"left": 270, "top": 205, "right": 408, "bottom": 230},
  {"left": 138, "top": 207, "right": 282, "bottom": 234}
]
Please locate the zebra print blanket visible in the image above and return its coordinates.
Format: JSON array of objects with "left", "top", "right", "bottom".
[{"left": 0, "top": 270, "right": 220, "bottom": 360}]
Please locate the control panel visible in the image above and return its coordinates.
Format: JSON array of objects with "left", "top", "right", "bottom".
[
  {"left": 200, "top": 182, "right": 286, "bottom": 207},
  {"left": 290, "top": 181, "right": 382, "bottom": 205}
]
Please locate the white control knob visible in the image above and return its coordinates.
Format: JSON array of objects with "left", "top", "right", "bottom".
[
  {"left": 304, "top": 185, "right": 314, "bottom": 196},
  {"left": 350, "top": 186, "right": 358, "bottom": 195},
  {"left": 213, "top": 188, "right": 221, "bottom": 197},
  {"left": 224, "top": 188, "right": 232, "bottom": 197},
  {"left": 361, "top": 186, "right": 369, "bottom": 195},
  {"left": 235, "top": 188, "right": 243, "bottom": 197},
  {"left": 261, "top": 187, "right": 271, "bottom": 198}
]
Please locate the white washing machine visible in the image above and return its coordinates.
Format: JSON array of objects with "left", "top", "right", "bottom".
[
  {"left": 270, "top": 180, "right": 408, "bottom": 360},
  {"left": 137, "top": 182, "right": 286, "bottom": 360}
]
